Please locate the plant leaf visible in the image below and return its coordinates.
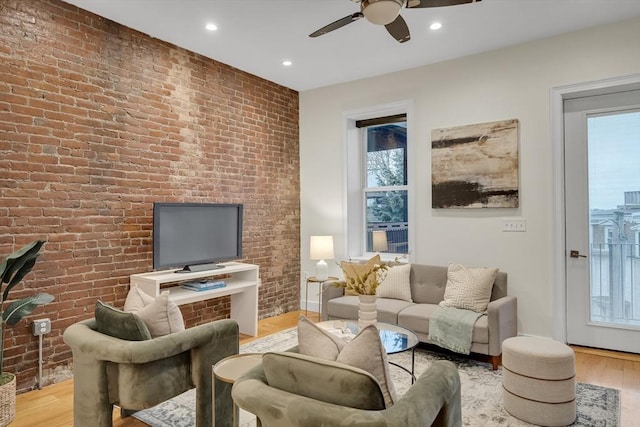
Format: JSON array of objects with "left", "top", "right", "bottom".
[
  {"left": 3, "top": 293, "right": 54, "bottom": 326},
  {"left": 1, "top": 240, "right": 44, "bottom": 301}
]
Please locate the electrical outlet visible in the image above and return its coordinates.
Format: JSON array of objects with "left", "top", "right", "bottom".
[
  {"left": 303, "top": 271, "right": 310, "bottom": 280},
  {"left": 502, "top": 218, "right": 527, "bottom": 232},
  {"left": 33, "top": 318, "right": 51, "bottom": 336}
]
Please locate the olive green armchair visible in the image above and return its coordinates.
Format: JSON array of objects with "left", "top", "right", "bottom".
[
  {"left": 232, "top": 352, "right": 462, "bottom": 427},
  {"left": 63, "top": 318, "right": 239, "bottom": 427}
]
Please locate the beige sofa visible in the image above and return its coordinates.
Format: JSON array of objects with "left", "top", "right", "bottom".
[{"left": 321, "top": 264, "right": 517, "bottom": 369}]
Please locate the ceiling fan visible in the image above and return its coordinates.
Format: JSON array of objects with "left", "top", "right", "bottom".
[{"left": 309, "top": 0, "right": 482, "bottom": 43}]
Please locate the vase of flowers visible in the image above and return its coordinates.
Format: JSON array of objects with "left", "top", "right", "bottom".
[{"left": 333, "top": 256, "right": 390, "bottom": 329}]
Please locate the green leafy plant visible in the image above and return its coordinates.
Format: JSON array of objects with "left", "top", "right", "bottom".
[{"left": 0, "top": 240, "right": 53, "bottom": 385}]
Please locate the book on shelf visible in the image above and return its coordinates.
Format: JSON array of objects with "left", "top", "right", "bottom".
[{"left": 181, "top": 281, "right": 226, "bottom": 292}]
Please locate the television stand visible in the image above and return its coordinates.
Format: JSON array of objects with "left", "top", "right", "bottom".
[
  {"left": 130, "top": 262, "right": 259, "bottom": 336},
  {"left": 175, "top": 263, "right": 223, "bottom": 273}
]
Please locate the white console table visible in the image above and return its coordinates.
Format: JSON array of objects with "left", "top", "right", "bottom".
[{"left": 129, "top": 262, "right": 260, "bottom": 336}]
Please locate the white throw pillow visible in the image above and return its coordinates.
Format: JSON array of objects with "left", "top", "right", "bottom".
[
  {"left": 297, "top": 315, "right": 345, "bottom": 360},
  {"left": 124, "top": 287, "right": 185, "bottom": 337},
  {"left": 124, "top": 285, "right": 155, "bottom": 311},
  {"left": 297, "top": 315, "right": 397, "bottom": 407},
  {"left": 439, "top": 263, "right": 498, "bottom": 312},
  {"left": 376, "top": 263, "right": 412, "bottom": 302}
]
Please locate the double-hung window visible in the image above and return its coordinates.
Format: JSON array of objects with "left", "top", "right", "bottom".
[
  {"left": 346, "top": 104, "right": 412, "bottom": 259},
  {"left": 354, "top": 114, "right": 409, "bottom": 255}
]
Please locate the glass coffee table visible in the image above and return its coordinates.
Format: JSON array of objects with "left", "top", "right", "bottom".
[{"left": 315, "top": 320, "right": 419, "bottom": 383}]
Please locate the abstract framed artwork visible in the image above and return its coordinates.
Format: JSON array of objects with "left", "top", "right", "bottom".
[{"left": 431, "top": 119, "right": 519, "bottom": 208}]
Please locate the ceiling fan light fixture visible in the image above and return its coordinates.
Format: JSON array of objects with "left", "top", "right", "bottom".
[{"left": 361, "top": 0, "right": 404, "bottom": 25}]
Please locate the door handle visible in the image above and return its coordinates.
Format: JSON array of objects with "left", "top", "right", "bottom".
[{"left": 569, "top": 250, "right": 587, "bottom": 259}]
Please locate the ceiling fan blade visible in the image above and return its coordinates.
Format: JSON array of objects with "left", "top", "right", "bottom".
[
  {"left": 385, "top": 15, "right": 410, "bottom": 43},
  {"left": 309, "top": 12, "right": 364, "bottom": 37},
  {"left": 407, "top": 0, "right": 481, "bottom": 8}
]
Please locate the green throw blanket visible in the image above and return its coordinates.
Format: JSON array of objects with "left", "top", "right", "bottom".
[{"left": 428, "top": 306, "right": 485, "bottom": 355}]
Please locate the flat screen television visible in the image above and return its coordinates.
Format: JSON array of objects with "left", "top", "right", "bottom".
[{"left": 153, "top": 202, "right": 243, "bottom": 272}]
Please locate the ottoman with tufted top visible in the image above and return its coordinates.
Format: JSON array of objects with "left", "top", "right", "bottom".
[{"left": 502, "top": 336, "right": 576, "bottom": 426}]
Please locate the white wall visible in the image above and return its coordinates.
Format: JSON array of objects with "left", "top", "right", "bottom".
[{"left": 299, "top": 18, "right": 640, "bottom": 338}]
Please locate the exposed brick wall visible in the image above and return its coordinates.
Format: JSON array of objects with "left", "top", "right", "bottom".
[{"left": 0, "top": 0, "right": 300, "bottom": 392}]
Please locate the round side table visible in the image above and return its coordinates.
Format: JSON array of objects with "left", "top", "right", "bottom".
[
  {"left": 213, "top": 353, "right": 262, "bottom": 427},
  {"left": 305, "top": 276, "right": 338, "bottom": 317}
]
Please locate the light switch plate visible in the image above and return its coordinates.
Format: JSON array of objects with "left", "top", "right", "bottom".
[{"left": 502, "top": 219, "right": 526, "bottom": 232}]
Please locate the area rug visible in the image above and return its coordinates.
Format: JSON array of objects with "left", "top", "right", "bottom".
[{"left": 133, "top": 327, "right": 620, "bottom": 426}]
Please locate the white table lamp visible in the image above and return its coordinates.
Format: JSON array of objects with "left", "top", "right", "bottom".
[
  {"left": 372, "top": 230, "right": 388, "bottom": 253},
  {"left": 310, "top": 235, "right": 334, "bottom": 281}
]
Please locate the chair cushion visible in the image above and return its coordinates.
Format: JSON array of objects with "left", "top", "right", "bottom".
[
  {"left": 340, "top": 254, "right": 381, "bottom": 296},
  {"left": 262, "top": 352, "right": 386, "bottom": 410},
  {"left": 297, "top": 315, "right": 397, "bottom": 407},
  {"left": 94, "top": 300, "right": 151, "bottom": 341},
  {"left": 439, "top": 263, "right": 498, "bottom": 312},
  {"left": 124, "top": 287, "right": 185, "bottom": 338},
  {"left": 124, "top": 285, "right": 155, "bottom": 309},
  {"left": 376, "top": 262, "right": 413, "bottom": 302}
]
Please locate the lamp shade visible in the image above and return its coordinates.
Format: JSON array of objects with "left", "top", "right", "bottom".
[
  {"left": 372, "top": 230, "right": 388, "bottom": 252},
  {"left": 310, "top": 236, "right": 334, "bottom": 260},
  {"left": 361, "top": 0, "right": 403, "bottom": 25}
]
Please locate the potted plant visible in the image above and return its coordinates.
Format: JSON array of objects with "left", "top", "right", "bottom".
[
  {"left": 0, "top": 240, "right": 53, "bottom": 426},
  {"left": 333, "top": 258, "right": 391, "bottom": 329}
]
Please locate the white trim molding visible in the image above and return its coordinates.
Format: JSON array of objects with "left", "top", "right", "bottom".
[
  {"left": 341, "top": 100, "right": 416, "bottom": 262},
  {"left": 550, "top": 74, "right": 640, "bottom": 342}
]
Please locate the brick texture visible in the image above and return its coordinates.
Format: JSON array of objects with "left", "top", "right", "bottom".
[{"left": 0, "top": 0, "right": 300, "bottom": 392}]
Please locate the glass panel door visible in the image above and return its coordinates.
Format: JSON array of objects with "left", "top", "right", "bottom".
[
  {"left": 587, "top": 111, "right": 640, "bottom": 329},
  {"left": 564, "top": 88, "right": 640, "bottom": 353}
]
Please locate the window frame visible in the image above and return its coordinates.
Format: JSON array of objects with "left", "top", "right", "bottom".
[{"left": 342, "top": 101, "right": 414, "bottom": 261}]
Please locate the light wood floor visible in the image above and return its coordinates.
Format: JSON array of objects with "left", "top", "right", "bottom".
[{"left": 13, "top": 310, "right": 640, "bottom": 427}]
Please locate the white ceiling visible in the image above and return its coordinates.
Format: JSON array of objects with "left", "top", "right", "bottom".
[{"left": 61, "top": 0, "right": 640, "bottom": 92}]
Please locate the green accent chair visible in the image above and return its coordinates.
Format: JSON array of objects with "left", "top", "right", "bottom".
[
  {"left": 232, "top": 352, "right": 462, "bottom": 427},
  {"left": 63, "top": 318, "right": 239, "bottom": 427}
]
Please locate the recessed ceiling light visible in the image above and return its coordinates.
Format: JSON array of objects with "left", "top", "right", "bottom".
[
  {"left": 430, "top": 22, "right": 442, "bottom": 31},
  {"left": 205, "top": 23, "right": 218, "bottom": 31},
  {"left": 282, "top": 60, "right": 293, "bottom": 67}
]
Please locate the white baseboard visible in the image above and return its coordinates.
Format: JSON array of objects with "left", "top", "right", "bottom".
[{"left": 300, "top": 299, "right": 319, "bottom": 314}]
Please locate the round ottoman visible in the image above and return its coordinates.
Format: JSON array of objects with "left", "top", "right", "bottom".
[{"left": 502, "top": 337, "right": 576, "bottom": 426}]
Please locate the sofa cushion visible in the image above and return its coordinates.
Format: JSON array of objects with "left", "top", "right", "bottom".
[
  {"left": 326, "top": 295, "right": 361, "bottom": 319},
  {"left": 472, "top": 314, "right": 489, "bottom": 343},
  {"left": 375, "top": 297, "right": 416, "bottom": 324},
  {"left": 410, "top": 264, "right": 449, "bottom": 304},
  {"left": 440, "top": 264, "right": 498, "bottom": 312},
  {"left": 340, "top": 254, "right": 381, "bottom": 296},
  {"left": 94, "top": 300, "right": 152, "bottom": 341},
  {"left": 297, "top": 316, "right": 397, "bottom": 407},
  {"left": 124, "top": 288, "right": 185, "bottom": 338},
  {"left": 397, "top": 303, "right": 441, "bottom": 335},
  {"left": 262, "top": 352, "right": 386, "bottom": 410},
  {"left": 376, "top": 263, "right": 412, "bottom": 302}
]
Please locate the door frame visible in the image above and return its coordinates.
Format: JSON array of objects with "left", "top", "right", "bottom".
[{"left": 550, "top": 74, "right": 640, "bottom": 342}]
